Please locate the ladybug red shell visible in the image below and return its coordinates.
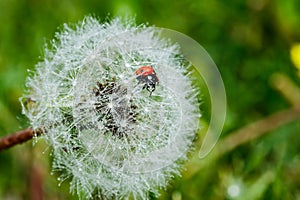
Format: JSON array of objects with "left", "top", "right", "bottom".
[{"left": 135, "top": 66, "right": 159, "bottom": 95}]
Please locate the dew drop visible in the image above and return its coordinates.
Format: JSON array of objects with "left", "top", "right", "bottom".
[{"left": 107, "top": 102, "right": 113, "bottom": 109}]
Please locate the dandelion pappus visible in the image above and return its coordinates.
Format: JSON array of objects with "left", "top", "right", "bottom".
[{"left": 135, "top": 66, "right": 159, "bottom": 95}]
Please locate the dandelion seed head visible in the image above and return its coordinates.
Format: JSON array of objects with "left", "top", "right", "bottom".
[{"left": 20, "top": 17, "right": 201, "bottom": 199}]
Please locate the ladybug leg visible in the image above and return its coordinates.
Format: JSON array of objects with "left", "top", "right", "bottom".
[
  {"left": 142, "top": 84, "right": 147, "bottom": 90},
  {"left": 146, "top": 83, "right": 156, "bottom": 96},
  {"left": 148, "top": 87, "right": 153, "bottom": 96}
]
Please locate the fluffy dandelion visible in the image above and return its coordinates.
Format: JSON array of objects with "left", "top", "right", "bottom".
[{"left": 20, "top": 17, "right": 201, "bottom": 199}]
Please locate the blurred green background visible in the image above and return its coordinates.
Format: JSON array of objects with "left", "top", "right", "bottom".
[{"left": 1, "top": 0, "right": 300, "bottom": 199}]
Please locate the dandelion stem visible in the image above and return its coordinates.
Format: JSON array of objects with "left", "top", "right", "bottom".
[
  {"left": 217, "top": 105, "right": 300, "bottom": 154},
  {"left": 185, "top": 105, "right": 300, "bottom": 179},
  {"left": 0, "top": 128, "right": 42, "bottom": 151}
]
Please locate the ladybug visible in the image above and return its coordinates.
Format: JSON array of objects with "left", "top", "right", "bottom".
[{"left": 135, "top": 66, "right": 159, "bottom": 95}]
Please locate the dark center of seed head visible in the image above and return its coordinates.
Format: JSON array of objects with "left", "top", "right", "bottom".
[{"left": 93, "top": 80, "right": 138, "bottom": 138}]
